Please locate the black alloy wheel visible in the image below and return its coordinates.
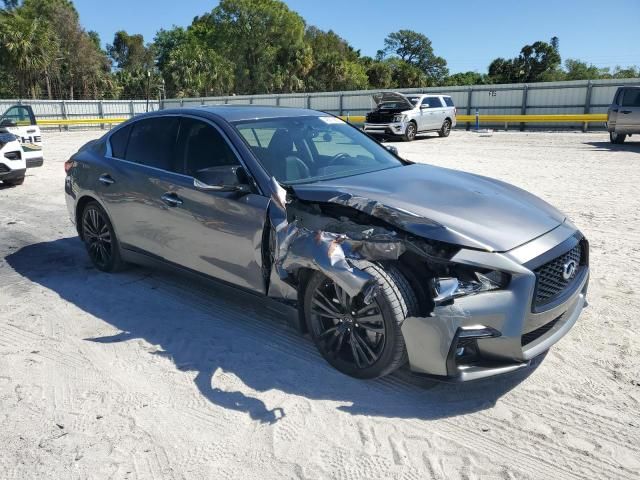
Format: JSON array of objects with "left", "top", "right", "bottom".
[
  {"left": 81, "top": 202, "right": 123, "bottom": 272},
  {"left": 305, "top": 262, "right": 417, "bottom": 379}
]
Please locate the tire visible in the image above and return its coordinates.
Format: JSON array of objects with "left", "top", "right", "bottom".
[
  {"left": 304, "top": 261, "right": 418, "bottom": 379},
  {"left": 403, "top": 122, "right": 417, "bottom": 142},
  {"left": 438, "top": 119, "right": 452, "bottom": 137},
  {"left": 3, "top": 176, "right": 25, "bottom": 186},
  {"left": 80, "top": 201, "right": 125, "bottom": 272},
  {"left": 610, "top": 131, "right": 626, "bottom": 144}
]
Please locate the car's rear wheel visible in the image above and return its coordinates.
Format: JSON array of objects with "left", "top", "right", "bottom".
[
  {"left": 81, "top": 201, "right": 124, "bottom": 272},
  {"left": 3, "top": 176, "right": 25, "bottom": 186},
  {"left": 610, "top": 131, "right": 626, "bottom": 144},
  {"left": 438, "top": 119, "right": 452, "bottom": 137},
  {"left": 304, "top": 262, "right": 417, "bottom": 379},
  {"left": 403, "top": 122, "right": 417, "bottom": 142}
]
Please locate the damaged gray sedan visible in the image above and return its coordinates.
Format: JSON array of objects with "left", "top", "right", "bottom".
[{"left": 64, "top": 106, "right": 589, "bottom": 381}]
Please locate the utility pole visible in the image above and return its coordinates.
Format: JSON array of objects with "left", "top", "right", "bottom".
[{"left": 145, "top": 70, "right": 151, "bottom": 112}]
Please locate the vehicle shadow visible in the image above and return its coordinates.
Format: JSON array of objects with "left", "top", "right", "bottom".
[
  {"left": 6, "top": 237, "right": 539, "bottom": 423},
  {"left": 585, "top": 141, "right": 640, "bottom": 153}
]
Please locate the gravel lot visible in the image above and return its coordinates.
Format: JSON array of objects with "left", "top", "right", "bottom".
[{"left": 1, "top": 129, "right": 639, "bottom": 479}]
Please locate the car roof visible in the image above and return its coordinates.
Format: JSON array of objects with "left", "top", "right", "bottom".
[{"left": 158, "top": 105, "right": 326, "bottom": 123}]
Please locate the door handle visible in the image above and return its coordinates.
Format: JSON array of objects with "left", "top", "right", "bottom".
[
  {"left": 161, "top": 192, "right": 183, "bottom": 207},
  {"left": 621, "top": 110, "right": 632, "bottom": 114},
  {"left": 98, "top": 174, "right": 115, "bottom": 186}
]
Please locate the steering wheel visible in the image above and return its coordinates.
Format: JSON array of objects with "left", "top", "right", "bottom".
[
  {"left": 327, "top": 152, "right": 351, "bottom": 166},
  {"left": 285, "top": 156, "right": 311, "bottom": 180}
]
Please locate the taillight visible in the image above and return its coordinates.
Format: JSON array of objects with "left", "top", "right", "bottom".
[
  {"left": 454, "top": 107, "right": 457, "bottom": 116},
  {"left": 64, "top": 159, "right": 74, "bottom": 173}
]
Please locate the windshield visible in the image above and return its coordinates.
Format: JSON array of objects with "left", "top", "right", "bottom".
[
  {"left": 233, "top": 116, "right": 404, "bottom": 185},
  {"left": 379, "top": 101, "right": 409, "bottom": 109},
  {"left": 406, "top": 97, "right": 420, "bottom": 106}
]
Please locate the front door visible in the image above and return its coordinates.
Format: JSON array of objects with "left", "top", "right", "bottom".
[
  {"left": 616, "top": 88, "right": 640, "bottom": 134},
  {"left": 131, "top": 116, "right": 269, "bottom": 293}
]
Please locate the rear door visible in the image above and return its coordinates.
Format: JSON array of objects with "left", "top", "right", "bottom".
[
  {"left": 617, "top": 88, "right": 640, "bottom": 133},
  {"left": 0, "top": 105, "right": 43, "bottom": 166}
]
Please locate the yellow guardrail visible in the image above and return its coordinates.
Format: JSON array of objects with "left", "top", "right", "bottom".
[
  {"left": 339, "top": 114, "right": 607, "bottom": 124},
  {"left": 34, "top": 113, "right": 607, "bottom": 127}
]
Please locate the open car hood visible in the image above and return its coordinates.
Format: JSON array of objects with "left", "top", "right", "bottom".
[
  {"left": 290, "top": 164, "right": 566, "bottom": 252},
  {"left": 372, "top": 92, "right": 415, "bottom": 110}
]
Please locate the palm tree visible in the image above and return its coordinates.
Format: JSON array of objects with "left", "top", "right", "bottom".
[{"left": 0, "top": 12, "right": 57, "bottom": 98}]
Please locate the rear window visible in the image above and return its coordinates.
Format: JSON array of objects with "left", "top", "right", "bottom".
[
  {"left": 621, "top": 89, "right": 640, "bottom": 107},
  {"left": 109, "top": 124, "right": 131, "bottom": 159},
  {"left": 126, "top": 117, "right": 180, "bottom": 171},
  {"left": 443, "top": 97, "right": 455, "bottom": 107}
]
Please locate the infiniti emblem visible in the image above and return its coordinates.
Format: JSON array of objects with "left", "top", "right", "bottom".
[{"left": 562, "top": 260, "right": 578, "bottom": 280}]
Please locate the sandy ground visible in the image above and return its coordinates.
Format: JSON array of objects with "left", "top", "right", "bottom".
[{"left": 0, "top": 129, "right": 639, "bottom": 480}]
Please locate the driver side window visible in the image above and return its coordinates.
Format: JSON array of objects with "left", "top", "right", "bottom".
[
  {"left": 1, "top": 106, "right": 34, "bottom": 126},
  {"left": 177, "top": 118, "right": 240, "bottom": 177}
]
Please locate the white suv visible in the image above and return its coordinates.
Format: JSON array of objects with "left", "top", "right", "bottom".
[
  {"left": 364, "top": 92, "right": 457, "bottom": 141},
  {"left": 0, "top": 132, "right": 26, "bottom": 186}
]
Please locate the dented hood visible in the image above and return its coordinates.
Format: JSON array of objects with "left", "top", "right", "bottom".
[{"left": 291, "top": 164, "right": 565, "bottom": 252}]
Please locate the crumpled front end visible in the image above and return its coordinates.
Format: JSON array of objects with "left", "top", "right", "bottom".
[
  {"left": 263, "top": 178, "right": 588, "bottom": 381},
  {"left": 402, "top": 223, "right": 589, "bottom": 381}
]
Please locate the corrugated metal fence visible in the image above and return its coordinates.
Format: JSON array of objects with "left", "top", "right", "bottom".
[{"left": 2, "top": 78, "right": 639, "bottom": 130}]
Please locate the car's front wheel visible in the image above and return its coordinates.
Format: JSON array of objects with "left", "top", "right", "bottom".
[
  {"left": 438, "top": 119, "right": 452, "bottom": 137},
  {"left": 403, "top": 122, "right": 417, "bottom": 142},
  {"left": 610, "top": 131, "right": 626, "bottom": 144},
  {"left": 304, "top": 262, "right": 417, "bottom": 379},
  {"left": 81, "top": 201, "right": 125, "bottom": 272}
]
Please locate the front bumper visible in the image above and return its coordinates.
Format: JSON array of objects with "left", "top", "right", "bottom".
[
  {"left": 0, "top": 167, "right": 26, "bottom": 181},
  {"left": 363, "top": 122, "right": 406, "bottom": 137},
  {"left": 401, "top": 221, "right": 589, "bottom": 381}
]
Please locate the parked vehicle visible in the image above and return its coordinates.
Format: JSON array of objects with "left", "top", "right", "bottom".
[
  {"left": 0, "top": 105, "right": 44, "bottom": 172},
  {"left": 65, "top": 106, "right": 588, "bottom": 381},
  {"left": 0, "top": 131, "right": 26, "bottom": 186},
  {"left": 363, "top": 92, "right": 457, "bottom": 141},
  {"left": 607, "top": 86, "right": 640, "bottom": 144}
]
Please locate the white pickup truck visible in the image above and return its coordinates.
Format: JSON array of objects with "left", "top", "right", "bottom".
[{"left": 0, "top": 104, "right": 43, "bottom": 186}]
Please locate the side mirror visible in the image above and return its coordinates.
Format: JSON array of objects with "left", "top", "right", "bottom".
[
  {"left": 193, "top": 165, "right": 251, "bottom": 193},
  {"left": 420, "top": 104, "right": 429, "bottom": 109},
  {"left": 384, "top": 145, "right": 399, "bottom": 156}
]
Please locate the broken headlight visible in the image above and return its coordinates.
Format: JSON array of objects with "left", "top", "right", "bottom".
[
  {"left": 393, "top": 114, "right": 407, "bottom": 123},
  {"left": 430, "top": 270, "right": 509, "bottom": 305}
]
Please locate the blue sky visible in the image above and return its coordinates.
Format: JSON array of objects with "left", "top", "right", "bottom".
[{"left": 74, "top": 0, "right": 639, "bottom": 74}]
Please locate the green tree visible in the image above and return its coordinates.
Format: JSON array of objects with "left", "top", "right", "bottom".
[
  {"left": 488, "top": 38, "right": 562, "bottom": 83},
  {"left": 108, "top": 31, "right": 154, "bottom": 72},
  {"left": 305, "top": 27, "right": 367, "bottom": 91},
  {"left": 165, "top": 39, "right": 234, "bottom": 97},
  {"left": 382, "top": 29, "right": 448, "bottom": 84},
  {"left": 443, "top": 71, "right": 491, "bottom": 86},
  {"left": 0, "top": 11, "right": 56, "bottom": 98},
  {"left": 564, "top": 59, "right": 606, "bottom": 80},
  {"left": 196, "top": 0, "right": 312, "bottom": 94}
]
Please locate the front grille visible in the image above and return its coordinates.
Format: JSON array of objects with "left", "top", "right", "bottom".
[
  {"left": 366, "top": 111, "right": 396, "bottom": 123},
  {"left": 534, "top": 241, "right": 583, "bottom": 306},
  {"left": 522, "top": 314, "right": 563, "bottom": 346}
]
